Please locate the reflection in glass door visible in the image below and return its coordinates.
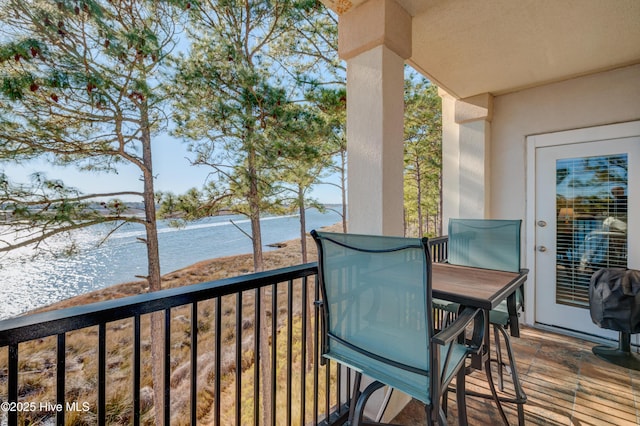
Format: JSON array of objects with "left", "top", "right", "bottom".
[{"left": 555, "top": 154, "right": 628, "bottom": 307}]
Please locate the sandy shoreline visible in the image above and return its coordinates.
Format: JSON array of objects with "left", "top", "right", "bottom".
[{"left": 30, "top": 223, "right": 341, "bottom": 315}]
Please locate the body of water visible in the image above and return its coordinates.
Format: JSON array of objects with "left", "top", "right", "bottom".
[{"left": 0, "top": 208, "right": 341, "bottom": 320}]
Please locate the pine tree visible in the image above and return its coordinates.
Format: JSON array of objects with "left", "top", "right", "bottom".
[
  {"left": 403, "top": 75, "right": 442, "bottom": 237},
  {"left": 0, "top": 1, "right": 187, "bottom": 422},
  {"left": 170, "top": 1, "right": 302, "bottom": 422}
]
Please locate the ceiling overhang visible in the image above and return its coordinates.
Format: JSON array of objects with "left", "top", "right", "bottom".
[{"left": 323, "top": 0, "right": 640, "bottom": 99}]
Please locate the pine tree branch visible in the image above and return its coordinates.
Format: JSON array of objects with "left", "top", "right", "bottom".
[{"left": 229, "top": 218, "right": 253, "bottom": 241}]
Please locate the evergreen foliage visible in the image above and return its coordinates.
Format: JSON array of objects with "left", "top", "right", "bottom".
[
  {"left": 0, "top": 1, "right": 188, "bottom": 423},
  {"left": 403, "top": 73, "right": 443, "bottom": 237},
  {"left": 0, "top": 0, "right": 184, "bottom": 255},
  {"left": 164, "top": 0, "right": 344, "bottom": 269}
]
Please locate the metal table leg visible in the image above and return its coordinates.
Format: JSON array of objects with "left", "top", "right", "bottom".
[{"left": 465, "top": 308, "right": 527, "bottom": 426}]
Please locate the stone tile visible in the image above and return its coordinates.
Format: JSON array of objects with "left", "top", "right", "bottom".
[
  {"left": 581, "top": 353, "right": 634, "bottom": 375},
  {"left": 571, "top": 401, "right": 638, "bottom": 426},
  {"left": 577, "top": 350, "right": 639, "bottom": 425}
]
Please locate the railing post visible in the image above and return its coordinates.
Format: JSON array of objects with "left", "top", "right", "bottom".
[
  {"left": 313, "top": 275, "right": 320, "bottom": 425},
  {"left": 253, "top": 289, "right": 260, "bottom": 426},
  {"left": 57, "top": 333, "right": 66, "bottom": 426},
  {"left": 300, "top": 276, "right": 308, "bottom": 426},
  {"left": 271, "top": 283, "right": 278, "bottom": 426},
  {"left": 8, "top": 343, "right": 18, "bottom": 426},
  {"left": 190, "top": 303, "right": 198, "bottom": 426},
  {"left": 98, "top": 325, "right": 106, "bottom": 425},
  {"left": 133, "top": 315, "right": 141, "bottom": 426},
  {"left": 215, "top": 297, "right": 222, "bottom": 426},
  {"left": 164, "top": 309, "right": 171, "bottom": 426},
  {"left": 286, "top": 279, "right": 293, "bottom": 426}
]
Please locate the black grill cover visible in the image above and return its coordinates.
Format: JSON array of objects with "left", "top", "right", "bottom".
[{"left": 589, "top": 268, "right": 640, "bottom": 333}]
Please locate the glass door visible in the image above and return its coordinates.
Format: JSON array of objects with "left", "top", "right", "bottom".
[
  {"left": 555, "top": 153, "right": 628, "bottom": 307},
  {"left": 535, "top": 135, "right": 639, "bottom": 337}
]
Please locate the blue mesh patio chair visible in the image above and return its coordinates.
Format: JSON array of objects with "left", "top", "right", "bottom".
[
  {"left": 311, "top": 230, "right": 484, "bottom": 426},
  {"left": 447, "top": 219, "right": 526, "bottom": 424}
]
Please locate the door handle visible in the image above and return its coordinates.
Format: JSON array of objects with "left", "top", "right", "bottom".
[
  {"left": 537, "top": 220, "right": 547, "bottom": 227},
  {"left": 538, "top": 246, "right": 547, "bottom": 252}
]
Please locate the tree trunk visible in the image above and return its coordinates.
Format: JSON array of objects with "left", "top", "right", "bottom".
[
  {"left": 298, "top": 187, "right": 307, "bottom": 264},
  {"left": 403, "top": 206, "right": 407, "bottom": 236},
  {"left": 416, "top": 161, "right": 424, "bottom": 238},
  {"left": 140, "top": 101, "right": 165, "bottom": 425},
  {"left": 247, "top": 145, "right": 271, "bottom": 426}
]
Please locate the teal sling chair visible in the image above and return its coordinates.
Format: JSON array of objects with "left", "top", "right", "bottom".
[
  {"left": 311, "top": 230, "right": 484, "bottom": 426},
  {"left": 447, "top": 219, "right": 527, "bottom": 425}
]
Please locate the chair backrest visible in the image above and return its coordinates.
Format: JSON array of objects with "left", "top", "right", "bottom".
[
  {"left": 311, "top": 231, "right": 433, "bottom": 375},
  {"left": 448, "top": 219, "right": 522, "bottom": 273}
]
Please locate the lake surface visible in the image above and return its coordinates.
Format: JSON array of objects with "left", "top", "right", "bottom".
[{"left": 0, "top": 208, "right": 341, "bottom": 319}]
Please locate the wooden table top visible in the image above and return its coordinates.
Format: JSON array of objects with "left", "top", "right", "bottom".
[{"left": 431, "top": 263, "right": 528, "bottom": 311}]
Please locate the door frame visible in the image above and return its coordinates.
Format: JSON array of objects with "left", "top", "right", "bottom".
[{"left": 525, "top": 120, "right": 640, "bottom": 335}]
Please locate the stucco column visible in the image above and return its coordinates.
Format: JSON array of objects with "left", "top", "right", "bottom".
[
  {"left": 441, "top": 91, "right": 493, "bottom": 225},
  {"left": 336, "top": 0, "right": 413, "bottom": 421},
  {"left": 440, "top": 89, "right": 460, "bottom": 230},
  {"left": 339, "top": 0, "right": 411, "bottom": 236}
]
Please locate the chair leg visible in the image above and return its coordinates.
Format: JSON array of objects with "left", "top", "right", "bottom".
[
  {"left": 441, "top": 386, "right": 448, "bottom": 417},
  {"left": 493, "top": 324, "right": 505, "bottom": 391},
  {"left": 495, "top": 324, "right": 527, "bottom": 426},
  {"left": 348, "top": 372, "right": 364, "bottom": 424},
  {"left": 425, "top": 404, "right": 435, "bottom": 426},
  {"left": 351, "top": 380, "right": 385, "bottom": 426},
  {"left": 455, "top": 364, "right": 468, "bottom": 426}
]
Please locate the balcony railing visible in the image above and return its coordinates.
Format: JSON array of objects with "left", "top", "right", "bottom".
[
  {"left": 428, "top": 235, "right": 448, "bottom": 263},
  {"left": 0, "top": 238, "right": 450, "bottom": 426}
]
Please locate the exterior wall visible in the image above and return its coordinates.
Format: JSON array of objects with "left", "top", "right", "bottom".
[
  {"left": 489, "top": 64, "right": 640, "bottom": 325},
  {"left": 491, "top": 64, "right": 640, "bottom": 222}
]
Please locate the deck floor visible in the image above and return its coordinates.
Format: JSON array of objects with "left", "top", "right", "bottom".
[{"left": 391, "top": 325, "right": 640, "bottom": 425}]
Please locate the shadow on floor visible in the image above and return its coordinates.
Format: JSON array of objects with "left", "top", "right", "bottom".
[{"left": 390, "top": 325, "right": 640, "bottom": 425}]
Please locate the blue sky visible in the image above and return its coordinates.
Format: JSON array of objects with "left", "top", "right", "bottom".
[
  {"left": 3, "top": 134, "right": 343, "bottom": 205},
  {"left": 2, "top": 14, "right": 345, "bottom": 206}
]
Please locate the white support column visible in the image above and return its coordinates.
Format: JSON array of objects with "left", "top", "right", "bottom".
[
  {"left": 339, "top": 0, "right": 411, "bottom": 236},
  {"left": 440, "top": 89, "right": 460, "bottom": 230},
  {"left": 345, "top": 46, "right": 405, "bottom": 235},
  {"left": 441, "top": 91, "right": 494, "bottom": 224},
  {"left": 337, "top": 0, "right": 413, "bottom": 421}
]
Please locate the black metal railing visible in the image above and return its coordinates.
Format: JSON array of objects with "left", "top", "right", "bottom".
[
  {"left": 0, "top": 263, "right": 354, "bottom": 426},
  {"left": 0, "top": 237, "right": 451, "bottom": 426},
  {"left": 429, "top": 235, "right": 449, "bottom": 263}
]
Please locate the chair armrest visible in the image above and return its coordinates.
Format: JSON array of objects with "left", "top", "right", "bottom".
[{"left": 432, "top": 307, "right": 484, "bottom": 351}]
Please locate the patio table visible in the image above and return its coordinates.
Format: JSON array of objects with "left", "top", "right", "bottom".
[{"left": 431, "top": 262, "right": 529, "bottom": 425}]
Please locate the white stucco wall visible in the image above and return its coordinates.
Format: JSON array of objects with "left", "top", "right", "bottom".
[{"left": 490, "top": 64, "right": 640, "bottom": 222}]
